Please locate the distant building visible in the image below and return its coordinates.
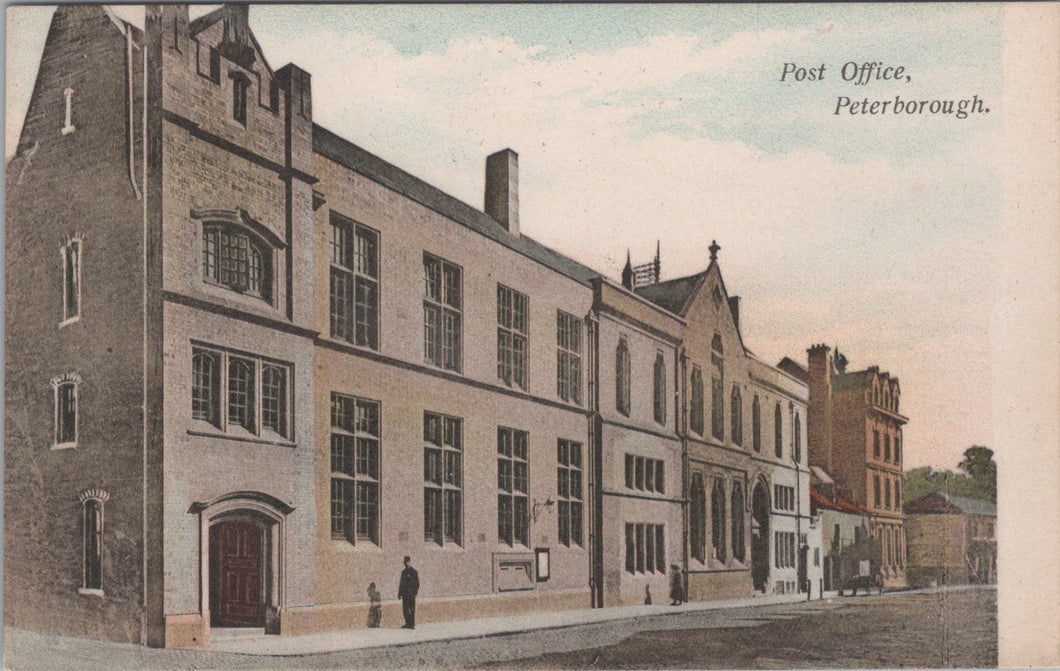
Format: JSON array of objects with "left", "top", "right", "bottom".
[
  {"left": 780, "top": 346, "right": 908, "bottom": 587},
  {"left": 904, "top": 491, "right": 996, "bottom": 587},
  {"left": 809, "top": 468, "right": 875, "bottom": 592}
]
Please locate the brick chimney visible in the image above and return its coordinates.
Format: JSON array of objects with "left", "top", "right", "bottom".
[
  {"left": 806, "top": 344, "right": 834, "bottom": 472},
  {"left": 485, "top": 149, "right": 519, "bottom": 236}
]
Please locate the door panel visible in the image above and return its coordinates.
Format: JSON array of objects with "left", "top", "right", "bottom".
[{"left": 210, "top": 520, "right": 265, "bottom": 627}]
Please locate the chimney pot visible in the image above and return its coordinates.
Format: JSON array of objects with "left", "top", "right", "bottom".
[{"left": 485, "top": 149, "right": 519, "bottom": 236}]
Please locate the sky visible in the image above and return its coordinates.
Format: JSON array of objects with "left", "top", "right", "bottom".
[{"left": 5, "top": 4, "right": 1005, "bottom": 471}]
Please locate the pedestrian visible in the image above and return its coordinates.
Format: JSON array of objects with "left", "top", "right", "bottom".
[
  {"left": 644, "top": 584, "right": 652, "bottom": 605},
  {"left": 669, "top": 564, "right": 684, "bottom": 606},
  {"left": 398, "top": 555, "right": 419, "bottom": 629},
  {"left": 366, "top": 582, "right": 381, "bottom": 628}
]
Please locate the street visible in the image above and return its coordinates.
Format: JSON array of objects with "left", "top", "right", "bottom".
[{"left": 3, "top": 587, "right": 996, "bottom": 670}]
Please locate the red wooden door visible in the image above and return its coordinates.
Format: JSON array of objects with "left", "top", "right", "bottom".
[{"left": 210, "top": 520, "right": 265, "bottom": 627}]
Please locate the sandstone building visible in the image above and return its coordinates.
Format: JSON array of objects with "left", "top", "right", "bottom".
[{"left": 6, "top": 4, "right": 819, "bottom": 647}]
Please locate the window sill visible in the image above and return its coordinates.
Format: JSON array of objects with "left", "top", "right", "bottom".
[
  {"left": 61, "top": 125, "right": 76, "bottom": 136},
  {"left": 78, "top": 588, "right": 104, "bottom": 597},
  {"left": 423, "top": 542, "right": 465, "bottom": 551},
  {"left": 330, "top": 539, "right": 382, "bottom": 552},
  {"left": 187, "top": 429, "right": 296, "bottom": 449},
  {"left": 52, "top": 442, "right": 77, "bottom": 451},
  {"left": 59, "top": 316, "right": 80, "bottom": 329}
]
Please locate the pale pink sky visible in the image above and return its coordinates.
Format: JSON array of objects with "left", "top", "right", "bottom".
[{"left": 6, "top": 5, "right": 1005, "bottom": 470}]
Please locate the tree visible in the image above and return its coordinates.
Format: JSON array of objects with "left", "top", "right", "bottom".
[
  {"left": 958, "top": 446, "right": 996, "bottom": 502},
  {"left": 903, "top": 446, "right": 996, "bottom": 506}
]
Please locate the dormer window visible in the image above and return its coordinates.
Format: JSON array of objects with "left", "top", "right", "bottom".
[
  {"left": 202, "top": 222, "right": 271, "bottom": 302},
  {"left": 231, "top": 73, "right": 249, "bottom": 125}
]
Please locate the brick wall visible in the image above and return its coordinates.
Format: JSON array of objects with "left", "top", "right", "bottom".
[{"left": 5, "top": 5, "right": 146, "bottom": 642}]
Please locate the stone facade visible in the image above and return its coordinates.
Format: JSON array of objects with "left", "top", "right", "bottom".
[{"left": 7, "top": 4, "right": 830, "bottom": 648}]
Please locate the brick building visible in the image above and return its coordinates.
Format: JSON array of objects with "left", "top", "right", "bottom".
[
  {"left": 781, "top": 345, "right": 909, "bottom": 587},
  {"left": 904, "top": 491, "right": 996, "bottom": 587},
  {"left": 6, "top": 5, "right": 818, "bottom": 647}
]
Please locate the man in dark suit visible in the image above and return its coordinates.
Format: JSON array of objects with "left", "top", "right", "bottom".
[{"left": 398, "top": 555, "right": 420, "bottom": 629}]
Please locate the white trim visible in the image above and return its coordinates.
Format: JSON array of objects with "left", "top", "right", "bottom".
[
  {"left": 60, "top": 237, "right": 83, "bottom": 325},
  {"left": 51, "top": 372, "right": 81, "bottom": 450},
  {"left": 61, "top": 87, "right": 76, "bottom": 135},
  {"left": 77, "top": 588, "right": 105, "bottom": 597}
]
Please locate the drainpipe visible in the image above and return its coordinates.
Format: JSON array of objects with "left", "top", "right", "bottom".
[
  {"left": 125, "top": 23, "right": 141, "bottom": 200},
  {"left": 586, "top": 310, "right": 603, "bottom": 608},
  {"left": 677, "top": 346, "right": 689, "bottom": 600}
]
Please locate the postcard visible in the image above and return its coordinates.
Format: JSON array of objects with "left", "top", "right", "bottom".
[{"left": 5, "top": 4, "right": 1057, "bottom": 669}]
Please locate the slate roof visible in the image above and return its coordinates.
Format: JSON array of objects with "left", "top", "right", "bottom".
[
  {"left": 633, "top": 271, "right": 707, "bottom": 316},
  {"left": 834, "top": 369, "right": 876, "bottom": 392},
  {"left": 904, "top": 491, "right": 996, "bottom": 517},
  {"left": 777, "top": 357, "right": 808, "bottom": 382},
  {"left": 313, "top": 124, "right": 601, "bottom": 287}
]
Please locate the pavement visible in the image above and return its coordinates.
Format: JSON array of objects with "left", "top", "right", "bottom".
[{"left": 207, "top": 587, "right": 942, "bottom": 656}]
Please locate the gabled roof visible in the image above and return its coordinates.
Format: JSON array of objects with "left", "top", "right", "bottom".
[
  {"left": 904, "top": 491, "right": 996, "bottom": 517},
  {"left": 833, "top": 368, "right": 876, "bottom": 391},
  {"left": 633, "top": 271, "right": 708, "bottom": 316},
  {"left": 313, "top": 124, "right": 601, "bottom": 287}
]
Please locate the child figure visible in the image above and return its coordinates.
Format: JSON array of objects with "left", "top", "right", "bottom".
[{"left": 367, "top": 582, "right": 382, "bottom": 628}]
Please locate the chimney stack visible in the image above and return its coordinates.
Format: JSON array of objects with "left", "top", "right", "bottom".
[
  {"left": 485, "top": 149, "right": 519, "bottom": 236},
  {"left": 806, "top": 344, "right": 834, "bottom": 473}
]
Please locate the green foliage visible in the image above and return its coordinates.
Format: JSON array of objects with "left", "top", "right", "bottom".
[{"left": 903, "top": 446, "right": 996, "bottom": 504}]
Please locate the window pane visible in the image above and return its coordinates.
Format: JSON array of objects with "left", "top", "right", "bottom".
[
  {"left": 514, "top": 496, "right": 529, "bottom": 546},
  {"left": 625, "top": 524, "right": 635, "bottom": 573},
  {"left": 228, "top": 359, "right": 254, "bottom": 431},
  {"left": 192, "top": 353, "right": 217, "bottom": 423},
  {"left": 424, "top": 488, "right": 441, "bottom": 544},
  {"left": 444, "top": 489, "right": 461, "bottom": 544},
  {"left": 262, "top": 365, "right": 287, "bottom": 436},
  {"left": 498, "top": 495, "right": 512, "bottom": 545}
]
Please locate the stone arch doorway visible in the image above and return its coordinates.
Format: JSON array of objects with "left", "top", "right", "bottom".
[
  {"left": 191, "top": 491, "right": 294, "bottom": 633},
  {"left": 751, "top": 479, "right": 770, "bottom": 592}
]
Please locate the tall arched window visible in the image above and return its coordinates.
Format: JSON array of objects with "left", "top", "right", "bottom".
[
  {"left": 690, "top": 473, "right": 706, "bottom": 563},
  {"left": 885, "top": 478, "right": 892, "bottom": 509},
  {"left": 873, "top": 474, "right": 881, "bottom": 508},
  {"left": 203, "top": 223, "right": 272, "bottom": 302},
  {"left": 711, "top": 335, "right": 724, "bottom": 441},
  {"left": 616, "top": 338, "right": 630, "bottom": 416},
  {"left": 653, "top": 353, "right": 666, "bottom": 425},
  {"left": 711, "top": 478, "right": 727, "bottom": 563},
  {"left": 730, "top": 385, "right": 743, "bottom": 446},
  {"left": 794, "top": 412, "right": 802, "bottom": 463},
  {"left": 228, "top": 358, "right": 255, "bottom": 431},
  {"left": 79, "top": 489, "right": 108, "bottom": 594},
  {"left": 752, "top": 395, "right": 761, "bottom": 452},
  {"left": 774, "top": 403, "right": 783, "bottom": 459},
  {"left": 731, "top": 481, "right": 745, "bottom": 562},
  {"left": 690, "top": 367, "right": 704, "bottom": 436},
  {"left": 192, "top": 351, "right": 220, "bottom": 427}
]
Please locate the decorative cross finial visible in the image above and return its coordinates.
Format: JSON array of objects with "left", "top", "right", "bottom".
[{"left": 709, "top": 239, "right": 720, "bottom": 261}]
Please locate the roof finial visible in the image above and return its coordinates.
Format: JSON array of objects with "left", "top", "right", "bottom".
[
  {"left": 709, "top": 239, "right": 720, "bottom": 261},
  {"left": 621, "top": 249, "right": 634, "bottom": 290}
]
